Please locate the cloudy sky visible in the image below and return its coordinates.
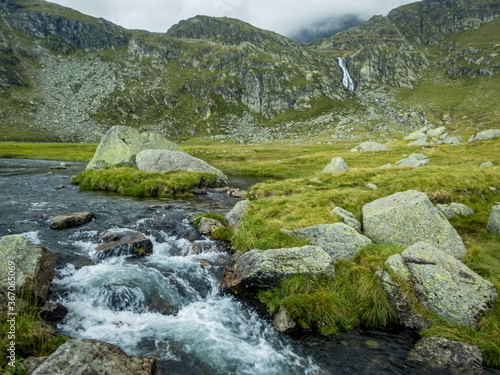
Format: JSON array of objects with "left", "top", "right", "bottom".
[{"left": 50, "top": 0, "right": 417, "bottom": 36}]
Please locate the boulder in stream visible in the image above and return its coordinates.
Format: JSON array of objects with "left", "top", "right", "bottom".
[
  {"left": 225, "top": 199, "right": 250, "bottom": 233},
  {"left": 49, "top": 211, "right": 93, "bottom": 229},
  {"left": 31, "top": 339, "right": 156, "bottom": 375},
  {"left": 95, "top": 231, "right": 153, "bottom": 259}
]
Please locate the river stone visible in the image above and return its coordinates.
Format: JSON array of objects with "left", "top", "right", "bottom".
[
  {"left": 408, "top": 337, "right": 483, "bottom": 374},
  {"left": 32, "top": 339, "right": 156, "bottom": 375},
  {"left": 49, "top": 211, "right": 93, "bottom": 229},
  {"left": 487, "top": 205, "right": 500, "bottom": 234},
  {"left": 395, "top": 153, "right": 430, "bottom": 168},
  {"left": 221, "top": 245, "right": 334, "bottom": 293},
  {"left": 95, "top": 231, "right": 153, "bottom": 258},
  {"left": 379, "top": 242, "right": 497, "bottom": 329},
  {"left": 136, "top": 149, "right": 228, "bottom": 186},
  {"left": 321, "top": 157, "right": 348, "bottom": 175},
  {"left": 198, "top": 217, "right": 224, "bottom": 235},
  {"left": 0, "top": 236, "right": 57, "bottom": 310},
  {"left": 350, "top": 141, "right": 391, "bottom": 152},
  {"left": 403, "top": 131, "right": 427, "bottom": 141},
  {"left": 274, "top": 306, "right": 296, "bottom": 332},
  {"left": 332, "top": 207, "right": 362, "bottom": 233},
  {"left": 468, "top": 129, "right": 500, "bottom": 142},
  {"left": 281, "top": 223, "right": 372, "bottom": 261},
  {"left": 362, "top": 190, "right": 466, "bottom": 259},
  {"left": 225, "top": 199, "right": 250, "bottom": 233},
  {"left": 86, "top": 125, "right": 181, "bottom": 170}
]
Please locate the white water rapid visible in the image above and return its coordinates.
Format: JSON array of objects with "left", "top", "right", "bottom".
[{"left": 338, "top": 58, "right": 355, "bottom": 91}]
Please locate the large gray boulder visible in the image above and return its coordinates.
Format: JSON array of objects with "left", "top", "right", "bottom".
[
  {"left": 321, "top": 157, "right": 348, "bottom": 174},
  {"left": 379, "top": 242, "right": 497, "bottom": 329},
  {"left": 86, "top": 126, "right": 182, "bottom": 170},
  {"left": 362, "top": 190, "right": 466, "bottom": 259},
  {"left": 0, "top": 236, "right": 57, "bottom": 310},
  {"left": 350, "top": 141, "right": 391, "bottom": 152},
  {"left": 408, "top": 337, "right": 483, "bottom": 374},
  {"left": 32, "top": 339, "right": 156, "bottom": 375},
  {"left": 468, "top": 129, "right": 500, "bottom": 142},
  {"left": 395, "top": 153, "right": 430, "bottom": 168},
  {"left": 221, "top": 245, "right": 334, "bottom": 293},
  {"left": 136, "top": 149, "right": 228, "bottom": 186},
  {"left": 332, "top": 207, "right": 362, "bottom": 232},
  {"left": 487, "top": 205, "right": 500, "bottom": 235},
  {"left": 225, "top": 199, "right": 250, "bottom": 233},
  {"left": 281, "top": 223, "right": 372, "bottom": 261}
]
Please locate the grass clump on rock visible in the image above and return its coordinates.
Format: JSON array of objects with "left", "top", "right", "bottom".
[{"left": 72, "top": 166, "right": 218, "bottom": 198}]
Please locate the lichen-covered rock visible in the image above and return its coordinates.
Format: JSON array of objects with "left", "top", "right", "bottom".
[
  {"left": 49, "top": 211, "right": 93, "bottom": 229},
  {"left": 408, "top": 139, "right": 428, "bottom": 146},
  {"left": 225, "top": 199, "right": 250, "bottom": 233},
  {"left": 274, "top": 306, "right": 296, "bottom": 332},
  {"left": 350, "top": 141, "right": 391, "bottom": 152},
  {"left": 403, "top": 131, "right": 427, "bottom": 141},
  {"left": 468, "top": 129, "right": 500, "bottom": 142},
  {"left": 436, "top": 204, "right": 456, "bottom": 219},
  {"left": 442, "top": 135, "right": 464, "bottom": 144},
  {"left": 426, "top": 126, "right": 446, "bottom": 137},
  {"left": 362, "top": 190, "right": 466, "bottom": 259},
  {"left": 221, "top": 245, "right": 334, "bottom": 293},
  {"left": 86, "top": 126, "right": 182, "bottom": 170},
  {"left": 281, "top": 223, "right": 372, "bottom": 261},
  {"left": 449, "top": 202, "right": 473, "bottom": 216},
  {"left": 408, "top": 337, "right": 483, "bottom": 375},
  {"left": 32, "top": 339, "right": 156, "bottom": 375},
  {"left": 487, "top": 205, "right": 500, "bottom": 235},
  {"left": 0, "top": 236, "right": 57, "bottom": 310},
  {"left": 331, "top": 207, "right": 362, "bottom": 233},
  {"left": 198, "top": 217, "right": 224, "bottom": 235},
  {"left": 395, "top": 153, "right": 430, "bottom": 168},
  {"left": 321, "top": 157, "right": 348, "bottom": 174},
  {"left": 136, "top": 149, "right": 228, "bottom": 186},
  {"left": 379, "top": 242, "right": 497, "bottom": 329},
  {"left": 95, "top": 231, "right": 153, "bottom": 259}
]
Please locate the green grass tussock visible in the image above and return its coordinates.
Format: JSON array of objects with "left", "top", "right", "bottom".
[{"left": 72, "top": 166, "right": 218, "bottom": 198}]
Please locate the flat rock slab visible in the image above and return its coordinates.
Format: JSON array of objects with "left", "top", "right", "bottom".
[
  {"left": 379, "top": 242, "right": 497, "bottom": 329},
  {"left": 362, "top": 190, "right": 466, "bottom": 259},
  {"left": 221, "top": 245, "right": 334, "bottom": 294},
  {"left": 0, "top": 236, "right": 57, "bottom": 309},
  {"left": 95, "top": 231, "right": 153, "bottom": 258},
  {"left": 49, "top": 211, "right": 93, "bottom": 229},
  {"left": 408, "top": 337, "right": 483, "bottom": 374},
  {"left": 282, "top": 223, "right": 371, "bottom": 260},
  {"left": 32, "top": 339, "right": 156, "bottom": 375}
]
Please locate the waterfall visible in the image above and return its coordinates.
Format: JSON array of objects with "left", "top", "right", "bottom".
[{"left": 338, "top": 57, "right": 355, "bottom": 91}]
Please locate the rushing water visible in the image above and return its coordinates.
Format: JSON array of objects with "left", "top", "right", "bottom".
[
  {"left": 2, "top": 159, "right": 499, "bottom": 375},
  {"left": 338, "top": 58, "right": 355, "bottom": 91}
]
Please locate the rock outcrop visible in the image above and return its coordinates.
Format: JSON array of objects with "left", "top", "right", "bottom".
[
  {"left": 408, "top": 337, "right": 483, "bottom": 375},
  {"left": 362, "top": 190, "right": 466, "bottom": 259},
  {"left": 321, "top": 157, "right": 348, "bottom": 175},
  {"left": 86, "top": 126, "right": 182, "bottom": 170},
  {"left": 136, "top": 149, "right": 228, "bottom": 186},
  {"left": 281, "top": 223, "right": 372, "bottom": 261},
  {"left": 49, "top": 211, "right": 93, "bottom": 229},
  {"left": 95, "top": 231, "right": 153, "bottom": 259},
  {"left": 31, "top": 339, "right": 156, "bottom": 375},
  {"left": 221, "top": 246, "right": 334, "bottom": 293},
  {"left": 0, "top": 236, "right": 57, "bottom": 310},
  {"left": 379, "top": 242, "right": 497, "bottom": 329}
]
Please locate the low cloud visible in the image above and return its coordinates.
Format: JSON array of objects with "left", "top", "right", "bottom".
[{"left": 50, "top": 0, "right": 417, "bottom": 36}]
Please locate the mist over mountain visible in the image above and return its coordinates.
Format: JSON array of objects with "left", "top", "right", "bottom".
[{"left": 288, "top": 15, "right": 364, "bottom": 44}]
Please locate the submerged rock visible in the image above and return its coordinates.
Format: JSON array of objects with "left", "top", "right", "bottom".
[
  {"left": 408, "top": 337, "right": 483, "bottom": 375},
  {"left": 281, "top": 223, "right": 372, "bottom": 261},
  {"left": 0, "top": 236, "right": 57, "bottom": 310},
  {"left": 225, "top": 199, "right": 250, "bottom": 233},
  {"left": 31, "top": 339, "right": 156, "bottom": 375},
  {"left": 86, "top": 126, "right": 182, "bottom": 170},
  {"left": 221, "top": 245, "right": 334, "bottom": 294},
  {"left": 321, "top": 157, "right": 348, "bottom": 174},
  {"left": 136, "top": 149, "right": 228, "bottom": 186},
  {"left": 95, "top": 231, "right": 153, "bottom": 258},
  {"left": 350, "top": 141, "right": 391, "bottom": 152},
  {"left": 395, "top": 153, "right": 430, "bottom": 168},
  {"left": 362, "top": 190, "right": 466, "bottom": 259},
  {"left": 379, "top": 242, "right": 497, "bottom": 329},
  {"left": 487, "top": 205, "right": 500, "bottom": 235},
  {"left": 49, "top": 211, "right": 93, "bottom": 229}
]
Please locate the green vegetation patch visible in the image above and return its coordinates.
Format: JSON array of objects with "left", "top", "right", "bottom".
[
  {"left": 72, "top": 166, "right": 218, "bottom": 199},
  {"left": 0, "top": 142, "right": 97, "bottom": 162}
]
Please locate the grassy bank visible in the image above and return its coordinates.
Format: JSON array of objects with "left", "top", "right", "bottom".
[
  {"left": 72, "top": 167, "right": 219, "bottom": 198},
  {"left": 0, "top": 142, "right": 97, "bottom": 162}
]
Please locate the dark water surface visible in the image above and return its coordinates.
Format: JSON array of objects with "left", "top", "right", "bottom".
[{"left": 1, "top": 159, "right": 498, "bottom": 375}]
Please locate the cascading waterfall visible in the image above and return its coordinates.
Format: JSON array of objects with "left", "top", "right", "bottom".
[{"left": 338, "top": 57, "right": 355, "bottom": 91}]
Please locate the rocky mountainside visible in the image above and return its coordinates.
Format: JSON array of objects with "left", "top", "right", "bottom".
[{"left": 0, "top": 0, "right": 499, "bottom": 143}]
